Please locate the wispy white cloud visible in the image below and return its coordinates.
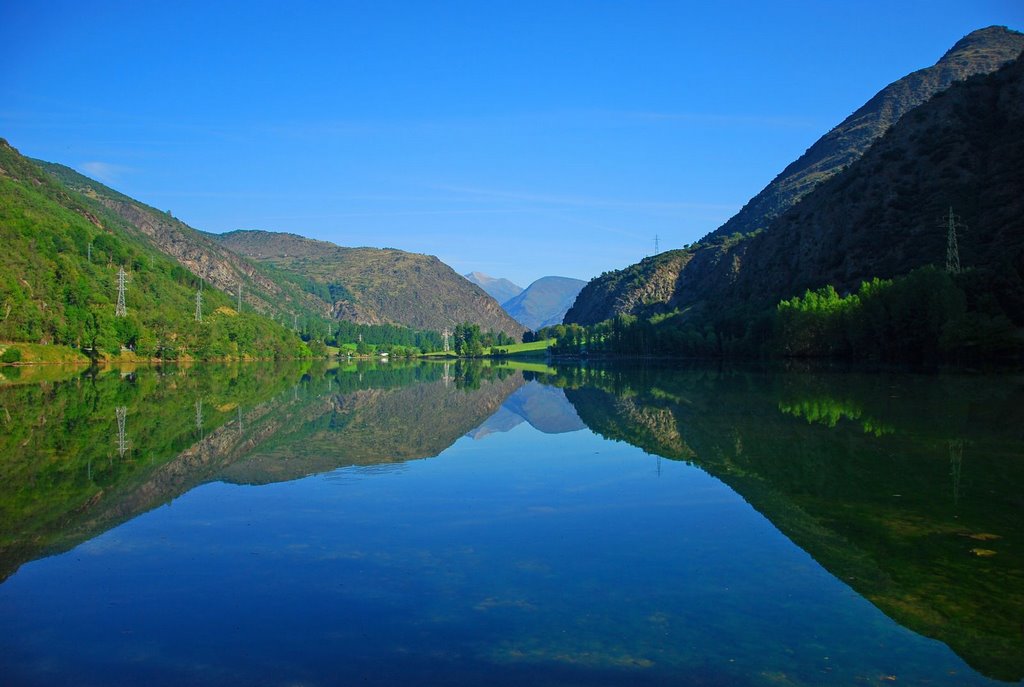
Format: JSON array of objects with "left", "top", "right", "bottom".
[{"left": 78, "top": 161, "right": 134, "bottom": 184}]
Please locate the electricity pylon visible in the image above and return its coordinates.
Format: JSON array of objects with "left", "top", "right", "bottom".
[
  {"left": 194, "top": 282, "right": 203, "bottom": 323},
  {"left": 115, "top": 267, "right": 127, "bottom": 317},
  {"left": 116, "top": 406, "right": 129, "bottom": 458},
  {"left": 945, "top": 206, "right": 964, "bottom": 274}
]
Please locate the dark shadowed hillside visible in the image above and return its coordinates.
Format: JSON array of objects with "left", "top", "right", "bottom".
[
  {"left": 683, "top": 52, "right": 1024, "bottom": 311},
  {"left": 566, "top": 26, "right": 1024, "bottom": 327},
  {"left": 706, "top": 25, "right": 1024, "bottom": 242}
]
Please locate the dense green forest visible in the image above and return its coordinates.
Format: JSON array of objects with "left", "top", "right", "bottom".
[
  {"left": 546, "top": 266, "right": 1024, "bottom": 364},
  {"left": 0, "top": 140, "right": 308, "bottom": 361}
]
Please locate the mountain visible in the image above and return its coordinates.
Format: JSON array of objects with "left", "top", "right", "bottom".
[
  {"left": 464, "top": 271, "right": 523, "bottom": 304},
  {"left": 709, "top": 53, "right": 1024, "bottom": 306},
  {"left": 706, "top": 25, "right": 1024, "bottom": 243},
  {"left": 0, "top": 140, "right": 304, "bottom": 359},
  {"left": 31, "top": 160, "right": 524, "bottom": 342},
  {"left": 502, "top": 276, "right": 586, "bottom": 331},
  {"left": 34, "top": 161, "right": 328, "bottom": 324},
  {"left": 214, "top": 230, "right": 525, "bottom": 339},
  {"left": 567, "top": 26, "right": 1024, "bottom": 326}
]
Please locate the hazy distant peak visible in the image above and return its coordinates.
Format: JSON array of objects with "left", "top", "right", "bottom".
[{"left": 464, "top": 271, "right": 524, "bottom": 304}]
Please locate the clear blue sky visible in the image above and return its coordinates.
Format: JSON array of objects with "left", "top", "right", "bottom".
[{"left": 2, "top": 1, "right": 1021, "bottom": 287}]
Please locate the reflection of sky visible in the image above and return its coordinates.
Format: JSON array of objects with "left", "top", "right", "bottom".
[
  {"left": 468, "top": 381, "right": 586, "bottom": 440},
  {"left": 0, "top": 424, "right": 995, "bottom": 686}
]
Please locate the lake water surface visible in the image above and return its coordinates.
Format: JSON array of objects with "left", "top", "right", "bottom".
[{"left": 1, "top": 361, "right": 1021, "bottom": 686}]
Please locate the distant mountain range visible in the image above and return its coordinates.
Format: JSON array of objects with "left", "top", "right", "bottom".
[
  {"left": 567, "top": 26, "right": 1024, "bottom": 327},
  {"left": 502, "top": 276, "right": 586, "bottom": 331},
  {"left": 464, "top": 271, "right": 523, "bottom": 304},
  {"left": 465, "top": 272, "right": 586, "bottom": 331}
]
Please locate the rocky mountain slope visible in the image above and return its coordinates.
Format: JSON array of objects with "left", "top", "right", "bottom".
[
  {"left": 502, "top": 276, "right": 586, "bottom": 330},
  {"left": 707, "top": 53, "right": 1024, "bottom": 308},
  {"left": 706, "top": 25, "right": 1024, "bottom": 243},
  {"left": 567, "top": 26, "right": 1024, "bottom": 326},
  {"left": 464, "top": 271, "right": 523, "bottom": 304},
  {"left": 214, "top": 230, "right": 525, "bottom": 338}
]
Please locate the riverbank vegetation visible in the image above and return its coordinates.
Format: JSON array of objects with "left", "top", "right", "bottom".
[{"left": 547, "top": 266, "right": 1024, "bottom": 364}]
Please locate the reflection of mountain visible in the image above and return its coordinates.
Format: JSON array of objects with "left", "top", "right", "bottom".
[
  {"left": 467, "top": 380, "right": 585, "bottom": 438},
  {"left": 0, "top": 362, "right": 306, "bottom": 582},
  {"left": 550, "top": 365, "right": 1024, "bottom": 682},
  {"left": 220, "top": 370, "right": 524, "bottom": 484},
  {"left": 0, "top": 362, "right": 522, "bottom": 581}
]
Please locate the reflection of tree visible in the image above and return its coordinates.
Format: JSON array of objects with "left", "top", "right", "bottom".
[
  {"left": 949, "top": 439, "right": 963, "bottom": 505},
  {"left": 557, "top": 363, "right": 1024, "bottom": 682},
  {"left": 778, "top": 397, "right": 894, "bottom": 436}
]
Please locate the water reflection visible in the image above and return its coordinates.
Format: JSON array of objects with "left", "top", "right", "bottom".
[
  {"left": 0, "top": 360, "right": 520, "bottom": 582},
  {"left": 0, "top": 361, "right": 1021, "bottom": 684},
  {"left": 532, "top": 364, "right": 1024, "bottom": 682}
]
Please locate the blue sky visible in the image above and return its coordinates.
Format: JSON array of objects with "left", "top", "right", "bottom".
[{"left": 2, "top": 1, "right": 1022, "bottom": 287}]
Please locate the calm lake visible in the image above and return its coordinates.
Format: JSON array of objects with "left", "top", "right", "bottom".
[{"left": 1, "top": 361, "right": 1021, "bottom": 686}]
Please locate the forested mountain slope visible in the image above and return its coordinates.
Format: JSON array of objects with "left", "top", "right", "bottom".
[
  {"left": 0, "top": 140, "right": 303, "bottom": 359},
  {"left": 36, "top": 162, "right": 327, "bottom": 324}
]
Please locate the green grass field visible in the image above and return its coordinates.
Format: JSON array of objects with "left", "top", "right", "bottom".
[{"left": 489, "top": 339, "right": 553, "bottom": 356}]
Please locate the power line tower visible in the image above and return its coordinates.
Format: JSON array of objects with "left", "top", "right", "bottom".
[
  {"left": 87, "top": 242, "right": 92, "bottom": 262},
  {"left": 654, "top": 234, "right": 660, "bottom": 255},
  {"left": 194, "top": 282, "right": 203, "bottom": 323},
  {"left": 293, "top": 313, "right": 299, "bottom": 332},
  {"left": 944, "top": 206, "right": 965, "bottom": 274},
  {"left": 115, "top": 266, "right": 128, "bottom": 317},
  {"left": 115, "top": 406, "right": 129, "bottom": 459},
  {"left": 949, "top": 439, "right": 964, "bottom": 505},
  {"left": 237, "top": 283, "right": 243, "bottom": 312},
  {"left": 442, "top": 327, "right": 450, "bottom": 353}
]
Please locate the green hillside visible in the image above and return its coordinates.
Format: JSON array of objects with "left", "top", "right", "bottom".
[{"left": 0, "top": 139, "right": 307, "bottom": 360}]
